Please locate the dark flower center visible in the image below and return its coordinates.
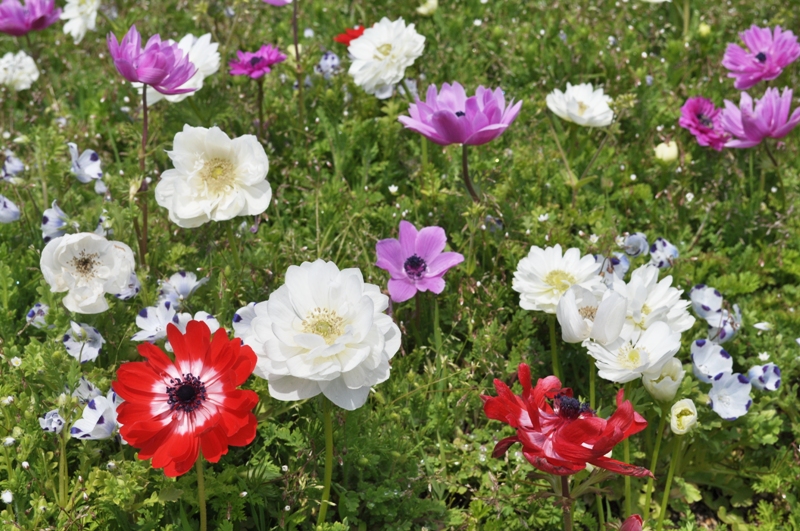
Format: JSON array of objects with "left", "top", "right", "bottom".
[
  {"left": 249, "top": 56, "right": 263, "bottom": 66},
  {"left": 167, "top": 373, "right": 207, "bottom": 413},
  {"left": 695, "top": 113, "right": 713, "bottom": 128},
  {"left": 403, "top": 254, "right": 427, "bottom": 280},
  {"left": 455, "top": 111, "right": 466, "bottom": 117},
  {"left": 755, "top": 52, "right": 767, "bottom": 63},
  {"left": 555, "top": 395, "right": 592, "bottom": 420}
]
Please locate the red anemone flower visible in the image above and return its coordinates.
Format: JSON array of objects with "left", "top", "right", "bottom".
[
  {"left": 113, "top": 321, "right": 259, "bottom": 477},
  {"left": 334, "top": 25, "right": 365, "bottom": 46},
  {"left": 621, "top": 515, "right": 644, "bottom": 531},
  {"left": 482, "top": 363, "right": 652, "bottom": 478}
]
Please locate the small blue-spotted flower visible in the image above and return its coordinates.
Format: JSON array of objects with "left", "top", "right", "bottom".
[
  {"left": 114, "top": 272, "right": 141, "bottom": 300},
  {"left": 595, "top": 252, "right": 630, "bottom": 284},
  {"left": 70, "top": 390, "right": 121, "bottom": 440},
  {"left": 691, "top": 339, "right": 733, "bottom": 383},
  {"left": 39, "top": 410, "right": 65, "bottom": 434},
  {"left": 0, "top": 195, "right": 20, "bottom": 223},
  {"left": 690, "top": 284, "right": 723, "bottom": 319},
  {"left": 649, "top": 237, "right": 678, "bottom": 268},
  {"left": 68, "top": 142, "right": 106, "bottom": 194},
  {"left": 748, "top": 363, "right": 781, "bottom": 391},
  {"left": 622, "top": 232, "right": 649, "bottom": 257},
  {"left": 709, "top": 372, "right": 752, "bottom": 420},
  {"left": 26, "top": 303, "right": 49, "bottom": 329},
  {"left": 63, "top": 322, "right": 105, "bottom": 363},
  {"left": 232, "top": 302, "right": 257, "bottom": 338},
  {"left": 41, "top": 200, "right": 69, "bottom": 242},
  {"left": 314, "top": 51, "right": 341, "bottom": 80},
  {"left": 132, "top": 301, "right": 177, "bottom": 343},
  {"left": 94, "top": 213, "right": 113, "bottom": 238},
  {"left": 71, "top": 376, "right": 103, "bottom": 403},
  {"left": 1, "top": 150, "right": 24, "bottom": 183},
  {"left": 707, "top": 304, "right": 741, "bottom": 344},
  {"left": 157, "top": 271, "right": 209, "bottom": 306}
]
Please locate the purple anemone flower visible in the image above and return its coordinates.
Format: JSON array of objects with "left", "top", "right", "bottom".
[
  {"left": 720, "top": 87, "right": 800, "bottom": 148},
  {"left": 0, "top": 0, "right": 61, "bottom": 37},
  {"left": 229, "top": 45, "right": 287, "bottom": 79},
  {"left": 722, "top": 26, "right": 800, "bottom": 90},
  {"left": 398, "top": 82, "right": 522, "bottom": 146},
  {"left": 376, "top": 220, "right": 464, "bottom": 303},
  {"left": 107, "top": 25, "right": 197, "bottom": 96},
  {"left": 262, "top": 0, "right": 292, "bottom": 5},
  {"left": 678, "top": 97, "right": 728, "bottom": 151}
]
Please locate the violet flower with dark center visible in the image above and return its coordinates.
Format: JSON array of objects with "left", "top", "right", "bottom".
[
  {"left": 720, "top": 87, "right": 800, "bottom": 148},
  {"left": 0, "top": 0, "right": 61, "bottom": 37},
  {"left": 107, "top": 25, "right": 197, "bottom": 95},
  {"left": 376, "top": 220, "right": 464, "bottom": 303},
  {"left": 229, "top": 45, "right": 286, "bottom": 79},
  {"left": 722, "top": 25, "right": 800, "bottom": 90},
  {"left": 678, "top": 97, "right": 729, "bottom": 151}
]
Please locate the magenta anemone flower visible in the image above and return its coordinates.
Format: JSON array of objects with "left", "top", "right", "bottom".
[
  {"left": 229, "top": 45, "right": 287, "bottom": 79},
  {"left": 107, "top": 25, "right": 197, "bottom": 96},
  {"left": 398, "top": 82, "right": 522, "bottom": 146},
  {"left": 0, "top": 0, "right": 61, "bottom": 37},
  {"left": 722, "top": 26, "right": 800, "bottom": 90},
  {"left": 376, "top": 220, "right": 464, "bottom": 303},
  {"left": 678, "top": 97, "right": 729, "bottom": 151},
  {"left": 720, "top": 87, "right": 800, "bottom": 148}
]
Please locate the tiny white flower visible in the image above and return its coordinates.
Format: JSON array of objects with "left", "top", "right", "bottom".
[
  {"left": 303, "top": 28, "right": 314, "bottom": 38},
  {"left": 689, "top": 285, "right": 723, "bottom": 319},
  {"left": 752, "top": 322, "right": 772, "bottom": 331},
  {"left": 615, "top": 235, "right": 626, "bottom": 247},
  {"left": 747, "top": 363, "right": 781, "bottom": 391},
  {"left": 21, "top": 461, "right": 29, "bottom": 470},
  {"left": 285, "top": 505, "right": 291, "bottom": 512},
  {"left": 546, "top": 82, "right": 614, "bottom": 127},
  {"left": 281, "top": 465, "right": 289, "bottom": 472},
  {"left": 155, "top": 125, "right": 271, "bottom": 228},
  {"left": 586, "top": 321, "right": 681, "bottom": 383},
  {"left": 348, "top": 18, "right": 425, "bottom": 99},
  {"left": 0, "top": 51, "right": 39, "bottom": 91},
  {"left": 589, "top": 234, "right": 599, "bottom": 244},
  {"left": 691, "top": 339, "right": 732, "bottom": 383},
  {"left": 538, "top": 213, "right": 549, "bottom": 222},
  {"left": 416, "top": 0, "right": 438, "bottom": 16},
  {"left": 0, "top": 490, "right": 11, "bottom": 504},
  {"left": 654, "top": 141, "right": 678, "bottom": 162},
  {"left": 758, "top": 351, "right": 770, "bottom": 361},
  {"left": 670, "top": 399, "right": 697, "bottom": 435},
  {"left": 0, "top": 396, "right": 13, "bottom": 406},
  {"left": 9, "top": 357, "right": 21, "bottom": 367},
  {"left": 39, "top": 409, "right": 66, "bottom": 434},
  {"left": 708, "top": 373, "right": 752, "bottom": 420},
  {"left": 388, "top": 184, "right": 399, "bottom": 194},
  {"left": 61, "top": 0, "right": 100, "bottom": 43},
  {"left": 643, "top": 357, "right": 685, "bottom": 402},
  {"left": 2, "top": 437, "right": 15, "bottom": 446},
  {"left": 63, "top": 322, "right": 105, "bottom": 363},
  {"left": 685, "top": 192, "right": 694, "bottom": 203}
]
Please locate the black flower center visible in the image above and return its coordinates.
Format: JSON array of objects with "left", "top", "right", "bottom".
[
  {"left": 403, "top": 254, "right": 427, "bottom": 280},
  {"left": 695, "top": 113, "right": 713, "bottom": 128},
  {"left": 455, "top": 111, "right": 466, "bottom": 117},
  {"left": 249, "top": 56, "right": 263, "bottom": 66},
  {"left": 755, "top": 52, "right": 767, "bottom": 63},
  {"left": 555, "top": 395, "right": 592, "bottom": 420},
  {"left": 166, "top": 373, "right": 207, "bottom": 413}
]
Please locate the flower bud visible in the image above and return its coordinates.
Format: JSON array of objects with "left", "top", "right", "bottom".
[
  {"left": 698, "top": 23, "right": 711, "bottom": 37},
  {"left": 670, "top": 399, "right": 697, "bottom": 435},
  {"left": 654, "top": 141, "right": 678, "bottom": 162},
  {"left": 643, "top": 358, "right": 685, "bottom": 402}
]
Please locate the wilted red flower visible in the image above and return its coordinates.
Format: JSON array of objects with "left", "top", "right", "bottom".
[
  {"left": 113, "top": 321, "right": 259, "bottom": 477},
  {"left": 621, "top": 515, "right": 644, "bottom": 531},
  {"left": 482, "top": 363, "right": 652, "bottom": 477},
  {"left": 334, "top": 25, "right": 365, "bottom": 46}
]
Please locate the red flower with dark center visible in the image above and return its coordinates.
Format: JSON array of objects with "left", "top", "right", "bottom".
[
  {"left": 113, "top": 321, "right": 259, "bottom": 477},
  {"left": 482, "top": 363, "right": 653, "bottom": 478},
  {"left": 334, "top": 25, "right": 365, "bottom": 46}
]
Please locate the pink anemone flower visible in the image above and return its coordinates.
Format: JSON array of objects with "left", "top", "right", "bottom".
[
  {"left": 229, "top": 45, "right": 287, "bottom": 79},
  {"left": 720, "top": 87, "right": 800, "bottom": 148},
  {"left": 398, "top": 82, "right": 522, "bottom": 146},
  {"left": 678, "top": 97, "right": 729, "bottom": 151},
  {"left": 722, "top": 26, "right": 800, "bottom": 90},
  {"left": 375, "top": 220, "right": 464, "bottom": 303},
  {"left": 0, "top": 0, "right": 61, "bottom": 37}
]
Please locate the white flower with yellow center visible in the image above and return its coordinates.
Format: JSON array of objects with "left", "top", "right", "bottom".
[
  {"left": 513, "top": 244, "right": 604, "bottom": 314},
  {"left": 155, "top": 125, "right": 271, "bottom": 228},
  {"left": 585, "top": 321, "right": 680, "bottom": 383},
  {"left": 556, "top": 285, "right": 627, "bottom": 345},
  {"left": 348, "top": 17, "right": 425, "bottom": 99},
  {"left": 234, "top": 260, "right": 401, "bottom": 411},
  {"left": 546, "top": 82, "right": 614, "bottom": 127},
  {"left": 670, "top": 399, "right": 697, "bottom": 435},
  {"left": 40, "top": 233, "right": 135, "bottom": 314}
]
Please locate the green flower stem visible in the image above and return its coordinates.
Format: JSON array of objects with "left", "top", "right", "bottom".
[
  {"left": 589, "top": 360, "right": 596, "bottom": 410},
  {"left": 292, "top": 0, "right": 304, "bottom": 131},
  {"left": 461, "top": 144, "right": 480, "bottom": 203},
  {"left": 226, "top": 222, "right": 242, "bottom": 271},
  {"left": 764, "top": 142, "right": 786, "bottom": 209},
  {"left": 595, "top": 493, "right": 605, "bottom": 528},
  {"left": 682, "top": 0, "right": 690, "bottom": 38},
  {"left": 644, "top": 405, "right": 668, "bottom": 515},
  {"left": 548, "top": 315, "right": 561, "bottom": 381},
  {"left": 317, "top": 397, "right": 334, "bottom": 525},
  {"left": 196, "top": 458, "right": 207, "bottom": 531},
  {"left": 561, "top": 475, "right": 573, "bottom": 531},
  {"left": 58, "top": 430, "right": 68, "bottom": 507},
  {"left": 257, "top": 77, "right": 265, "bottom": 137},
  {"left": 623, "top": 381, "right": 633, "bottom": 517},
  {"left": 656, "top": 436, "right": 682, "bottom": 531},
  {"left": 545, "top": 115, "right": 577, "bottom": 207}
]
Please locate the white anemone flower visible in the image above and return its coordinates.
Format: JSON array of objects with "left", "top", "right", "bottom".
[
  {"left": 157, "top": 271, "right": 209, "bottom": 305},
  {"left": 545, "top": 82, "right": 614, "bottom": 127},
  {"left": 0, "top": 51, "right": 39, "bottom": 91},
  {"left": 690, "top": 339, "right": 732, "bottom": 383},
  {"left": 747, "top": 363, "right": 781, "bottom": 391},
  {"left": 689, "top": 284, "right": 723, "bottom": 319},
  {"left": 39, "top": 409, "right": 66, "bottom": 434},
  {"left": 642, "top": 357, "right": 685, "bottom": 402},
  {"left": 0, "top": 195, "right": 20, "bottom": 223},
  {"left": 70, "top": 390, "right": 121, "bottom": 440},
  {"left": 63, "top": 321, "right": 105, "bottom": 363},
  {"left": 670, "top": 399, "right": 697, "bottom": 434},
  {"left": 512, "top": 244, "right": 604, "bottom": 314},
  {"left": 61, "top": 0, "right": 100, "bottom": 44},
  {"left": 556, "top": 285, "right": 627, "bottom": 345},
  {"left": 709, "top": 373, "right": 752, "bottom": 420},
  {"left": 348, "top": 17, "right": 425, "bottom": 99},
  {"left": 585, "top": 321, "right": 681, "bottom": 383},
  {"left": 234, "top": 259, "right": 401, "bottom": 411},
  {"left": 135, "top": 34, "right": 220, "bottom": 104},
  {"left": 613, "top": 264, "right": 695, "bottom": 341},
  {"left": 40, "top": 233, "right": 136, "bottom": 314},
  {"left": 155, "top": 125, "right": 271, "bottom": 228}
]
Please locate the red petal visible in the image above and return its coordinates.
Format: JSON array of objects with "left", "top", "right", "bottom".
[
  {"left": 136, "top": 342, "right": 175, "bottom": 376},
  {"left": 491, "top": 435, "right": 520, "bottom": 458},
  {"left": 523, "top": 451, "right": 584, "bottom": 476},
  {"left": 226, "top": 413, "right": 258, "bottom": 447},
  {"left": 200, "top": 425, "right": 230, "bottom": 463},
  {"left": 588, "top": 456, "right": 654, "bottom": 478}
]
